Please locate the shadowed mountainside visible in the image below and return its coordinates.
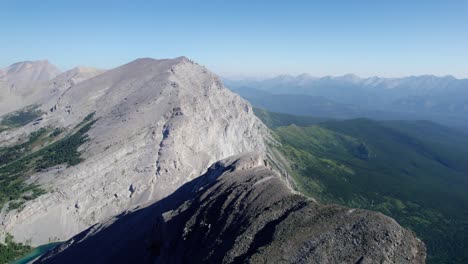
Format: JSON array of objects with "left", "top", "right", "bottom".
[{"left": 37, "top": 154, "right": 425, "bottom": 264}]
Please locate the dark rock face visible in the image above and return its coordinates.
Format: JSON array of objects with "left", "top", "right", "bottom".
[{"left": 37, "top": 154, "right": 425, "bottom": 264}]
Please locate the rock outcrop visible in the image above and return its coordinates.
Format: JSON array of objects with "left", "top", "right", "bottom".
[{"left": 37, "top": 153, "right": 426, "bottom": 264}]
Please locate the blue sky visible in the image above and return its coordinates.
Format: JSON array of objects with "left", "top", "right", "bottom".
[{"left": 1, "top": 0, "right": 467, "bottom": 77}]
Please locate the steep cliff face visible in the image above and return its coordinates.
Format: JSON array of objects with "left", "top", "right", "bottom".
[
  {"left": 1, "top": 57, "right": 267, "bottom": 245},
  {"left": 37, "top": 154, "right": 426, "bottom": 264}
]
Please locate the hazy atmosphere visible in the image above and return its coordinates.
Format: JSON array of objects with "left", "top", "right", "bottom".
[{"left": 2, "top": 0, "right": 468, "bottom": 77}]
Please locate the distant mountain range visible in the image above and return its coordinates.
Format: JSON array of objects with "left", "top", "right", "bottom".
[{"left": 224, "top": 74, "right": 468, "bottom": 129}]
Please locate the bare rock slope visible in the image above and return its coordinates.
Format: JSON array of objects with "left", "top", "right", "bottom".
[
  {"left": 1, "top": 60, "right": 61, "bottom": 92},
  {"left": 38, "top": 154, "right": 426, "bottom": 264},
  {"left": 1, "top": 57, "right": 267, "bottom": 245},
  {"left": 0, "top": 60, "right": 61, "bottom": 115}
]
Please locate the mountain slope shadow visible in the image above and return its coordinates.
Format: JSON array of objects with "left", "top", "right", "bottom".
[{"left": 37, "top": 153, "right": 425, "bottom": 264}]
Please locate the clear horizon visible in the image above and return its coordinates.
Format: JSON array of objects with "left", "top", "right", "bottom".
[{"left": 2, "top": 0, "right": 468, "bottom": 78}]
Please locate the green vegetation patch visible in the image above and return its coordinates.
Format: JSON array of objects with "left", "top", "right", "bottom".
[
  {"left": 0, "top": 234, "right": 31, "bottom": 264},
  {"left": 0, "top": 114, "right": 96, "bottom": 262},
  {"left": 0, "top": 113, "right": 97, "bottom": 210},
  {"left": 254, "top": 108, "right": 332, "bottom": 128},
  {"left": 0, "top": 106, "right": 43, "bottom": 130},
  {"left": 256, "top": 109, "right": 468, "bottom": 264}
]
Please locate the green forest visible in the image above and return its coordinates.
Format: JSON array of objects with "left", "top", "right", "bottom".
[
  {"left": 0, "top": 113, "right": 96, "bottom": 263},
  {"left": 0, "top": 113, "right": 96, "bottom": 209},
  {"left": 256, "top": 109, "right": 468, "bottom": 264},
  {"left": 0, "top": 234, "right": 31, "bottom": 264},
  {"left": 0, "top": 106, "right": 43, "bottom": 132}
]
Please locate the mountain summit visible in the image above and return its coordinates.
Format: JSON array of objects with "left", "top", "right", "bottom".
[
  {"left": 3, "top": 60, "right": 61, "bottom": 89},
  {"left": 0, "top": 60, "right": 61, "bottom": 115}
]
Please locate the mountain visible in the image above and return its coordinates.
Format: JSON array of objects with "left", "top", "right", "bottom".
[
  {"left": 0, "top": 60, "right": 62, "bottom": 115},
  {"left": 0, "top": 58, "right": 424, "bottom": 263},
  {"left": 0, "top": 57, "right": 266, "bottom": 246},
  {"left": 0, "top": 61, "right": 106, "bottom": 117},
  {"left": 1, "top": 60, "right": 61, "bottom": 92},
  {"left": 224, "top": 74, "right": 468, "bottom": 128},
  {"left": 231, "top": 87, "right": 359, "bottom": 117},
  {"left": 256, "top": 109, "right": 468, "bottom": 263},
  {"left": 37, "top": 154, "right": 425, "bottom": 264},
  {"left": 51, "top": 66, "right": 105, "bottom": 88},
  {"left": 233, "top": 87, "right": 429, "bottom": 121}
]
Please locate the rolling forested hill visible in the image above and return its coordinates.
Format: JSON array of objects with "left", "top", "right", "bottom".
[{"left": 256, "top": 109, "right": 468, "bottom": 264}]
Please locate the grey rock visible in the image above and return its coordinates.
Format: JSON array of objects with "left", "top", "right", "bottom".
[
  {"left": 37, "top": 153, "right": 425, "bottom": 264},
  {"left": 1, "top": 57, "right": 267, "bottom": 245}
]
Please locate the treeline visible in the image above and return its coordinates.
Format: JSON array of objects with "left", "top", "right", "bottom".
[
  {"left": 0, "top": 128, "right": 48, "bottom": 166},
  {"left": 36, "top": 120, "right": 96, "bottom": 169},
  {"left": 0, "top": 113, "right": 97, "bottom": 263},
  {"left": 0, "top": 106, "right": 42, "bottom": 128},
  {"left": 0, "top": 113, "right": 96, "bottom": 210}
]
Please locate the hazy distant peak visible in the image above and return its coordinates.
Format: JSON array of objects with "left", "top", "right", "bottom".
[
  {"left": 443, "top": 75, "right": 456, "bottom": 79},
  {"left": 296, "top": 73, "right": 313, "bottom": 78},
  {"left": 270, "top": 74, "right": 297, "bottom": 82},
  {"left": 173, "top": 55, "right": 190, "bottom": 61},
  {"left": 71, "top": 66, "right": 105, "bottom": 73},
  {"left": 7, "top": 59, "right": 48, "bottom": 67},
  {"left": 339, "top": 73, "right": 361, "bottom": 82},
  {"left": 127, "top": 56, "right": 190, "bottom": 66},
  {"left": 52, "top": 66, "right": 106, "bottom": 87},
  {"left": 1, "top": 60, "right": 61, "bottom": 92},
  {"left": 5, "top": 60, "right": 60, "bottom": 75}
]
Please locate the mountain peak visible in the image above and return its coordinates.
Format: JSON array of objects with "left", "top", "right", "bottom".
[
  {"left": 127, "top": 56, "right": 191, "bottom": 66},
  {"left": 332, "top": 73, "right": 361, "bottom": 82},
  {"left": 0, "top": 60, "right": 62, "bottom": 114},
  {"left": 71, "top": 66, "right": 104, "bottom": 73},
  {"left": 2, "top": 57, "right": 268, "bottom": 246},
  {"left": 3, "top": 60, "right": 61, "bottom": 85},
  {"left": 51, "top": 66, "right": 105, "bottom": 88},
  {"left": 5, "top": 60, "right": 59, "bottom": 74}
]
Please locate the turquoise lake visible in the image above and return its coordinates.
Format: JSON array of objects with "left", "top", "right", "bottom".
[{"left": 11, "top": 242, "right": 62, "bottom": 264}]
